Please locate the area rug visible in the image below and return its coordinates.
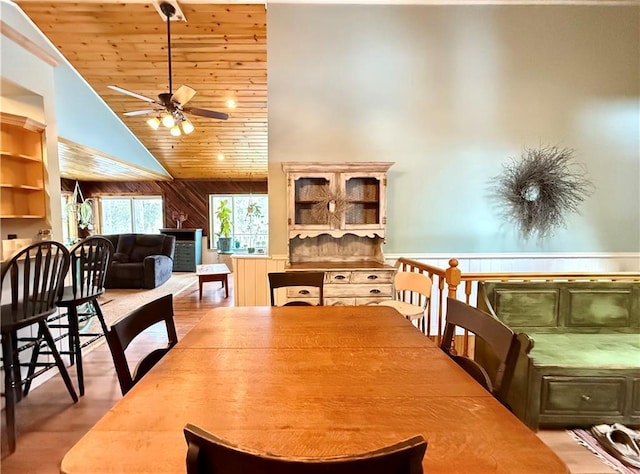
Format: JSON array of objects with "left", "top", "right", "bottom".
[
  {"left": 78, "top": 272, "right": 198, "bottom": 349},
  {"left": 569, "top": 429, "right": 640, "bottom": 474}
]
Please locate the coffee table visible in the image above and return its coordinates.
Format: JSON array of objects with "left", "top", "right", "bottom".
[{"left": 196, "top": 264, "right": 231, "bottom": 300}]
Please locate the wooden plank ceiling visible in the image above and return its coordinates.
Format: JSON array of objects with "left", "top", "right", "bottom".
[{"left": 17, "top": 1, "right": 267, "bottom": 180}]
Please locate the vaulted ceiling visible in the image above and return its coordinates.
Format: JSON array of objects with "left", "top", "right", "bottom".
[{"left": 17, "top": 1, "right": 267, "bottom": 180}]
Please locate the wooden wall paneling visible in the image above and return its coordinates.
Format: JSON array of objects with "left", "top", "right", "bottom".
[
  {"left": 75, "top": 179, "right": 267, "bottom": 237},
  {"left": 233, "top": 256, "right": 286, "bottom": 306}
]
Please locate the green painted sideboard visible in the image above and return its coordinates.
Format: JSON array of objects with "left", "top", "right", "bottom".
[{"left": 477, "top": 281, "right": 640, "bottom": 430}]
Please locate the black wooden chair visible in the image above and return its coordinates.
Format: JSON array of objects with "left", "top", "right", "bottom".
[
  {"left": 104, "top": 294, "right": 178, "bottom": 395},
  {"left": 268, "top": 271, "right": 325, "bottom": 306},
  {"left": 440, "top": 298, "right": 528, "bottom": 405},
  {"left": 184, "top": 423, "right": 427, "bottom": 474},
  {"left": 0, "top": 241, "right": 78, "bottom": 454},
  {"left": 25, "top": 236, "right": 114, "bottom": 397}
]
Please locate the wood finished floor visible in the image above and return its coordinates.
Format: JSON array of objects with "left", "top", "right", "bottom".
[{"left": 1, "top": 275, "right": 615, "bottom": 473}]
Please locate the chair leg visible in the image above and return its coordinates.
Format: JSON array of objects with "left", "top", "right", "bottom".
[
  {"left": 92, "top": 300, "right": 109, "bottom": 336},
  {"left": 22, "top": 325, "right": 45, "bottom": 396},
  {"left": 2, "top": 332, "right": 18, "bottom": 454},
  {"left": 38, "top": 321, "right": 78, "bottom": 403},
  {"left": 67, "top": 305, "right": 85, "bottom": 397}
]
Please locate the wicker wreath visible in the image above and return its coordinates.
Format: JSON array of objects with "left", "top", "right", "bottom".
[
  {"left": 309, "top": 185, "right": 348, "bottom": 227},
  {"left": 493, "top": 146, "right": 594, "bottom": 240}
]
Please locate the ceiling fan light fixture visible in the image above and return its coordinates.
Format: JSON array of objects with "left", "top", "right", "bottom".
[
  {"left": 162, "top": 113, "right": 175, "bottom": 128},
  {"left": 226, "top": 99, "right": 236, "bottom": 108},
  {"left": 147, "top": 117, "right": 161, "bottom": 130},
  {"left": 181, "top": 118, "right": 194, "bottom": 134},
  {"left": 170, "top": 125, "right": 181, "bottom": 136}
]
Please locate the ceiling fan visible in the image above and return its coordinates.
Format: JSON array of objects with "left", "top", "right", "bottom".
[{"left": 108, "top": 1, "right": 228, "bottom": 135}]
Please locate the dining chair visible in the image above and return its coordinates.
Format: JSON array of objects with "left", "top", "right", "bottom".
[
  {"left": 376, "top": 271, "right": 432, "bottom": 332},
  {"left": 440, "top": 298, "right": 527, "bottom": 405},
  {"left": 268, "top": 271, "right": 325, "bottom": 306},
  {"left": 24, "top": 236, "right": 114, "bottom": 397},
  {"left": 184, "top": 423, "right": 427, "bottom": 474},
  {"left": 104, "top": 294, "right": 178, "bottom": 395},
  {"left": 0, "top": 241, "right": 78, "bottom": 454}
]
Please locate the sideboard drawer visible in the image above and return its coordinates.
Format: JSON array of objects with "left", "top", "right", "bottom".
[
  {"left": 325, "top": 283, "right": 392, "bottom": 299},
  {"left": 286, "top": 287, "right": 320, "bottom": 298},
  {"left": 325, "top": 297, "right": 356, "bottom": 306},
  {"left": 540, "top": 376, "right": 627, "bottom": 415},
  {"left": 326, "top": 271, "right": 351, "bottom": 284},
  {"left": 350, "top": 270, "right": 394, "bottom": 284}
]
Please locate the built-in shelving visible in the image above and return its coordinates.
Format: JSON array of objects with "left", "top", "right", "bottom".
[{"left": 0, "top": 113, "right": 46, "bottom": 219}]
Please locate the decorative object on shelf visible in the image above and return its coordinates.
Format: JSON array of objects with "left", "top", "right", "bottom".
[
  {"left": 245, "top": 201, "right": 264, "bottom": 253},
  {"left": 215, "top": 199, "right": 233, "bottom": 253},
  {"left": 172, "top": 211, "right": 188, "bottom": 229},
  {"left": 310, "top": 186, "right": 348, "bottom": 227},
  {"left": 35, "top": 228, "right": 52, "bottom": 241},
  {"left": 492, "top": 145, "right": 594, "bottom": 240}
]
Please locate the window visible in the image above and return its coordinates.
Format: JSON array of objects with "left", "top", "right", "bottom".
[
  {"left": 210, "top": 195, "right": 268, "bottom": 251},
  {"left": 101, "top": 196, "right": 163, "bottom": 234}
]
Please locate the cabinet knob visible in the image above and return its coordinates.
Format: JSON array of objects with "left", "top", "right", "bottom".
[
  {"left": 580, "top": 394, "right": 591, "bottom": 402},
  {"left": 299, "top": 290, "right": 310, "bottom": 295},
  {"left": 334, "top": 275, "right": 346, "bottom": 280},
  {"left": 370, "top": 289, "right": 381, "bottom": 294},
  {"left": 367, "top": 275, "right": 378, "bottom": 280}
]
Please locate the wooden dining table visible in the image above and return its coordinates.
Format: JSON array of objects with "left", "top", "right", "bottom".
[{"left": 61, "top": 305, "right": 568, "bottom": 473}]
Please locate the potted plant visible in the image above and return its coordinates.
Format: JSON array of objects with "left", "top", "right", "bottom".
[
  {"left": 67, "top": 181, "right": 95, "bottom": 240},
  {"left": 215, "top": 199, "right": 233, "bottom": 253},
  {"left": 245, "top": 201, "right": 263, "bottom": 254}
]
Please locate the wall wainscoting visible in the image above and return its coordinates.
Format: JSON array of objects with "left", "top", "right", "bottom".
[{"left": 384, "top": 253, "right": 640, "bottom": 274}]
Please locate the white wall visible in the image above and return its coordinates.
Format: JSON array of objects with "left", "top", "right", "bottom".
[
  {"left": 0, "top": 37, "right": 61, "bottom": 241},
  {"left": 267, "top": 4, "right": 640, "bottom": 257}
]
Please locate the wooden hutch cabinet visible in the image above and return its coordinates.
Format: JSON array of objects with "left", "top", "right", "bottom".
[
  {"left": 282, "top": 162, "right": 395, "bottom": 306},
  {"left": 0, "top": 113, "right": 46, "bottom": 219}
]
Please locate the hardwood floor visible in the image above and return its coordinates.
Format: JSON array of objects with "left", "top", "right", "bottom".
[{"left": 0, "top": 275, "right": 615, "bottom": 473}]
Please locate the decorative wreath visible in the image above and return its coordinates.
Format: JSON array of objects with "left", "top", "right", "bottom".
[
  {"left": 309, "top": 185, "right": 348, "bottom": 227},
  {"left": 492, "top": 146, "right": 594, "bottom": 240}
]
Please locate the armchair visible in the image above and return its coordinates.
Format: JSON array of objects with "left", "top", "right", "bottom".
[{"left": 101, "top": 233, "right": 176, "bottom": 289}]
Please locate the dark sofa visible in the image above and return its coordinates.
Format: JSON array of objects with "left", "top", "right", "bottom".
[{"left": 101, "top": 233, "right": 176, "bottom": 289}]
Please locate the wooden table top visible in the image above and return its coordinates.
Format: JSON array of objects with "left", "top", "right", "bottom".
[
  {"left": 61, "top": 306, "right": 568, "bottom": 474},
  {"left": 196, "top": 263, "right": 230, "bottom": 275}
]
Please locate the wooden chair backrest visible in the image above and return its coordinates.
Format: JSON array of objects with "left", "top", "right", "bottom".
[
  {"left": 394, "top": 271, "right": 432, "bottom": 310},
  {"left": 68, "top": 236, "right": 114, "bottom": 299},
  {"left": 105, "top": 294, "right": 178, "bottom": 395},
  {"left": 441, "top": 298, "right": 521, "bottom": 403},
  {"left": 184, "top": 423, "right": 426, "bottom": 474},
  {"left": 1, "top": 241, "right": 70, "bottom": 331},
  {"left": 268, "top": 271, "right": 325, "bottom": 306},
  {"left": 394, "top": 272, "right": 432, "bottom": 297}
]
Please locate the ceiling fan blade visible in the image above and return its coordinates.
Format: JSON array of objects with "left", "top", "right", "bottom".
[
  {"left": 123, "top": 109, "right": 158, "bottom": 117},
  {"left": 108, "top": 85, "right": 157, "bottom": 104},
  {"left": 183, "top": 107, "right": 229, "bottom": 121},
  {"left": 171, "top": 85, "right": 197, "bottom": 106}
]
